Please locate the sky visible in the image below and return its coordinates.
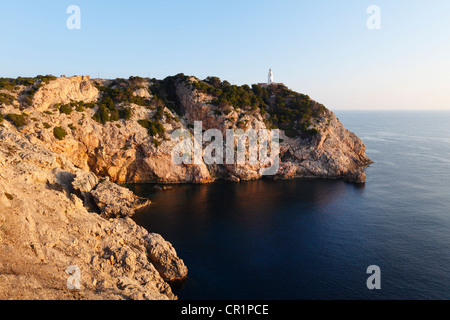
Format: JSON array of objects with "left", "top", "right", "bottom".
[{"left": 0, "top": 0, "right": 449, "bottom": 110}]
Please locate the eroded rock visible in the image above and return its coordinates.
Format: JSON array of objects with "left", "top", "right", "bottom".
[
  {"left": 0, "top": 126, "right": 186, "bottom": 300},
  {"left": 145, "top": 233, "right": 188, "bottom": 282},
  {"left": 91, "top": 178, "right": 150, "bottom": 218}
]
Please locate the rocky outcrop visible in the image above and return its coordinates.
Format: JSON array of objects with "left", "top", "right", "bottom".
[
  {"left": 1, "top": 75, "right": 371, "bottom": 185},
  {"left": 31, "top": 76, "right": 99, "bottom": 112},
  {"left": 0, "top": 126, "right": 187, "bottom": 300},
  {"left": 175, "top": 78, "right": 372, "bottom": 183},
  {"left": 145, "top": 233, "right": 188, "bottom": 282},
  {"left": 9, "top": 76, "right": 370, "bottom": 185},
  {"left": 274, "top": 109, "right": 371, "bottom": 183},
  {"left": 91, "top": 178, "right": 151, "bottom": 219},
  {"left": 0, "top": 74, "right": 372, "bottom": 299}
]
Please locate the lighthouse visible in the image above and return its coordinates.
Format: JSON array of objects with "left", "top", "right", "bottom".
[
  {"left": 258, "top": 69, "right": 283, "bottom": 88},
  {"left": 268, "top": 68, "right": 274, "bottom": 84}
]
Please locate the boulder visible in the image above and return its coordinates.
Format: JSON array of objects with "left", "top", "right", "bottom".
[
  {"left": 145, "top": 233, "right": 188, "bottom": 282},
  {"left": 91, "top": 179, "right": 150, "bottom": 218}
]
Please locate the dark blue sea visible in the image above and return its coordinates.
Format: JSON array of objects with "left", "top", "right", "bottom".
[{"left": 130, "top": 111, "right": 450, "bottom": 300}]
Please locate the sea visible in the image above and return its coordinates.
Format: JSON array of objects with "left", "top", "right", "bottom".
[{"left": 129, "top": 111, "right": 450, "bottom": 300}]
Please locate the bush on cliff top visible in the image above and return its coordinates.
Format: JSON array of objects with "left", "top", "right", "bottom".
[
  {"left": 96, "top": 78, "right": 152, "bottom": 108},
  {"left": 0, "top": 93, "right": 16, "bottom": 106},
  {"left": 0, "top": 77, "right": 35, "bottom": 91},
  {"left": 148, "top": 74, "right": 189, "bottom": 115},
  {"left": 12, "top": 75, "right": 56, "bottom": 107},
  {"left": 189, "top": 76, "right": 324, "bottom": 137},
  {"left": 92, "top": 77, "right": 146, "bottom": 124},
  {"left": 0, "top": 75, "right": 55, "bottom": 91}
]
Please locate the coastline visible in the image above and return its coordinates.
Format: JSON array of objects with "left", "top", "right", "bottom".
[{"left": 0, "top": 75, "right": 371, "bottom": 299}]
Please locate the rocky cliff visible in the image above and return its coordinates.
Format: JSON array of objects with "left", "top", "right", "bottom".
[
  {"left": 0, "top": 125, "right": 187, "bottom": 299},
  {"left": 0, "top": 74, "right": 371, "bottom": 299},
  {"left": 1, "top": 75, "right": 371, "bottom": 185}
]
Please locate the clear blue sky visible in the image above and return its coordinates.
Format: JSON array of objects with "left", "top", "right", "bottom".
[{"left": 1, "top": 0, "right": 449, "bottom": 110}]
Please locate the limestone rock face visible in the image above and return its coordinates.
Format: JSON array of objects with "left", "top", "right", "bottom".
[
  {"left": 3, "top": 75, "right": 370, "bottom": 184},
  {"left": 72, "top": 171, "right": 99, "bottom": 193},
  {"left": 174, "top": 79, "right": 372, "bottom": 183},
  {"left": 274, "top": 109, "right": 372, "bottom": 182},
  {"left": 145, "top": 233, "right": 188, "bottom": 282},
  {"left": 0, "top": 74, "right": 373, "bottom": 299},
  {"left": 91, "top": 178, "right": 151, "bottom": 219},
  {"left": 0, "top": 126, "right": 186, "bottom": 300},
  {"left": 32, "top": 76, "right": 99, "bottom": 112}
]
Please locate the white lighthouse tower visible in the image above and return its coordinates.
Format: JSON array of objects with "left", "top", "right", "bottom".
[
  {"left": 268, "top": 68, "right": 274, "bottom": 84},
  {"left": 258, "top": 68, "right": 283, "bottom": 88}
]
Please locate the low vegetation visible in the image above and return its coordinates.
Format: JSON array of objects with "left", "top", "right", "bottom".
[
  {"left": 58, "top": 103, "right": 73, "bottom": 115},
  {"left": 191, "top": 76, "right": 325, "bottom": 137},
  {"left": 92, "top": 77, "right": 145, "bottom": 124},
  {"left": 5, "top": 113, "right": 27, "bottom": 127},
  {"left": 0, "top": 75, "right": 57, "bottom": 107},
  {"left": 148, "top": 73, "right": 189, "bottom": 115},
  {"left": 138, "top": 119, "right": 166, "bottom": 137},
  {"left": 0, "top": 93, "right": 16, "bottom": 106},
  {"left": 0, "top": 77, "right": 35, "bottom": 91},
  {"left": 53, "top": 126, "right": 68, "bottom": 140},
  {"left": 1, "top": 74, "right": 325, "bottom": 139},
  {"left": 56, "top": 101, "right": 94, "bottom": 115}
]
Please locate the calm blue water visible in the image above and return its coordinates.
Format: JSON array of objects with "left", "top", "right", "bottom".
[{"left": 131, "top": 111, "right": 450, "bottom": 300}]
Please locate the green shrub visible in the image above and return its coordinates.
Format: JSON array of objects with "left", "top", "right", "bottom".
[
  {"left": 96, "top": 78, "right": 151, "bottom": 114},
  {"left": 75, "top": 104, "right": 85, "bottom": 112},
  {"left": 307, "top": 128, "right": 319, "bottom": 135},
  {"left": 153, "top": 139, "right": 162, "bottom": 147},
  {"left": 84, "top": 102, "right": 96, "bottom": 109},
  {"left": 0, "top": 93, "right": 15, "bottom": 105},
  {"left": 119, "top": 107, "right": 132, "bottom": 120},
  {"left": 260, "top": 107, "right": 267, "bottom": 116},
  {"left": 138, "top": 119, "right": 165, "bottom": 137},
  {"left": 0, "top": 77, "right": 36, "bottom": 91},
  {"left": 148, "top": 74, "right": 188, "bottom": 115},
  {"left": 0, "top": 79, "right": 16, "bottom": 91},
  {"left": 284, "top": 127, "right": 298, "bottom": 138},
  {"left": 109, "top": 109, "right": 120, "bottom": 122},
  {"left": 164, "top": 112, "right": 179, "bottom": 123},
  {"left": 92, "top": 105, "right": 110, "bottom": 124},
  {"left": 6, "top": 113, "right": 26, "bottom": 127},
  {"left": 92, "top": 85, "right": 133, "bottom": 124},
  {"left": 59, "top": 103, "right": 73, "bottom": 115},
  {"left": 53, "top": 126, "right": 68, "bottom": 140},
  {"left": 20, "top": 77, "right": 54, "bottom": 107},
  {"left": 250, "top": 84, "right": 325, "bottom": 137},
  {"left": 43, "top": 122, "right": 51, "bottom": 129},
  {"left": 37, "top": 74, "right": 57, "bottom": 84}
]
